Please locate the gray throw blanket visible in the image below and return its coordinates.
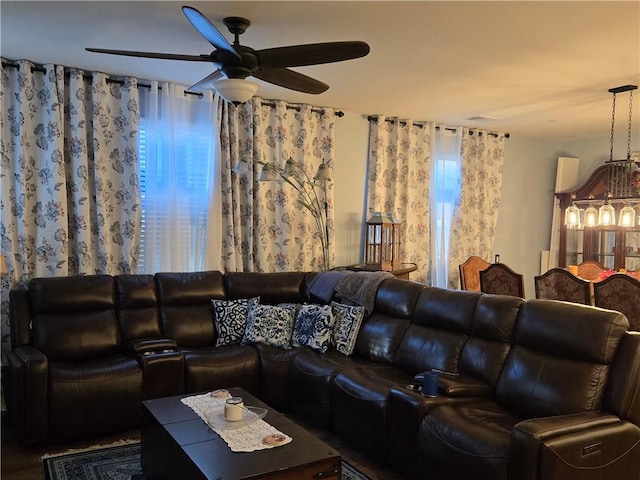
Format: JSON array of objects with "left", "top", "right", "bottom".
[
  {"left": 335, "top": 271, "right": 395, "bottom": 315},
  {"left": 307, "top": 270, "right": 352, "bottom": 304}
]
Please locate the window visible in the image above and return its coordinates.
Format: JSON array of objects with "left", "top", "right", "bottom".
[
  {"left": 430, "top": 130, "right": 462, "bottom": 287},
  {"left": 137, "top": 92, "right": 216, "bottom": 273},
  {"left": 432, "top": 157, "right": 460, "bottom": 264}
]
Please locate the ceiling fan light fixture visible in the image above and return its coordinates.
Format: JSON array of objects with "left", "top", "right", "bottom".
[{"left": 214, "top": 78, "right": 258, "bottom": 105}]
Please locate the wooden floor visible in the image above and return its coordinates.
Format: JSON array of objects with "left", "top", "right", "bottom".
[{"left": 1, "top": 412, "right": 408, "bottom": 480}]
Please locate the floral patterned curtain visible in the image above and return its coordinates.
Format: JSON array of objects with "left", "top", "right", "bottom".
[
  {"left": 219, "top": 97, "right": 335, "bottom": 272},
  {"left": 448, "top": 129, "right": 506, "bottom": 289},
  {"left": 0, "top": 59, "right": 140, "bottom": 357},
  {"left": 367, "top": 116, "right": 432, "bottom": 280}
]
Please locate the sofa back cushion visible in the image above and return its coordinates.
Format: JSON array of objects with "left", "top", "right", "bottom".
[
  {"left": 354, "top": 279, "right": 424, "bottom": 364},
  {"left": 394, "top": 287, "right": 479, "bottom": 374},
  {"left": 30, "top": 275, "right": 119, "bottom": 361},
  {"left": 116, "top": 274, "right": 161, "bottom": 343},
  {"left": 224, "top": 271, "right": 308, "bottom": 304},
  {"left": 156, "top": 271, "right": 225, "bottom": 347},
  {"left": 459, "top": 294, "right": 523, "bottom": 386},
  {"left": 497, "top": 299, "right": 628, "bottom": 419}
]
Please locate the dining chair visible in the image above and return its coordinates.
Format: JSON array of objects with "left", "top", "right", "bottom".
[
  {"left": 593, "top": 273, "right": 640, "bottom": 331},
  {"left": 479, "top": 263, "right": 525, "bottom": 298},
  {"left": 577, "top": 260, "right": 606, "bottom": 281},
  {"left": 534, "top": 267, "right": 591, "bottom": 304},
  {"left": 459, "top": 255, "right": 491, "bottom": 292}
]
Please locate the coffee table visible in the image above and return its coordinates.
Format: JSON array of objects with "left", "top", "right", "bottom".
[{"left": 141, "top": 387, "right": 341, "bottom": 479}]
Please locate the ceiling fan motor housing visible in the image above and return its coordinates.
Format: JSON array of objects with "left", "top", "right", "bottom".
[{"left": 212, "top": 45, "right": 259, "bottom": 79}]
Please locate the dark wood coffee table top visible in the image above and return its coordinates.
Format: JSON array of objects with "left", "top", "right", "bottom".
[{"left": 141, "top": 387, "right": 341, "bottom": 480}]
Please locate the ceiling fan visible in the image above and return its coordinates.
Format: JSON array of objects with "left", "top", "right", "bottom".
[{"left": 86, "top": 5, "right": 370, "bottom": 104}]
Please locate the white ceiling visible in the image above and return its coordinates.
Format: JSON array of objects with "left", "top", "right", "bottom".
[{"left": 2, "top": 1, "right": 639, "bottom": 141}]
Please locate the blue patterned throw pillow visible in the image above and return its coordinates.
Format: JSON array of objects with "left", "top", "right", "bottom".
[
  {"left": 212, "top": 297, "right": 260, "bottom": 346},
  {"left": 291, "top": 304, "right": 336, "bottom": 353},
  {"left": 331, "top": 301, "right": 365, "bottom": 355},
  {"left": 242, "top": 303, "right": 297, "bottom": 349}
]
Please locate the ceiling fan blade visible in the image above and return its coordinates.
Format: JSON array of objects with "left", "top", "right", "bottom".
[
  {"left": 86, "top": 48, "right": 209, "bottom": 62},
  {"left": 188, "top": 70, "right": 225, "bottom": 91},
  {"left": 257, "top": 41, "right": 370, "bottom": 68},
  {"left": 253, "top": 68, "right": 329, "bottom": 94},
  {"left": 182, "top": 6, "right": 240, "bottom": 59}
]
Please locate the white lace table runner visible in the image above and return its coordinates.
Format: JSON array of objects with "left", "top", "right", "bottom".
[{"left": 181, "top": 392, "right": 292, "bottom": 452}]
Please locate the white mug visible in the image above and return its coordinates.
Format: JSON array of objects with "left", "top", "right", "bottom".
[{"left": 224, "top": 397, "right": 244, "bottom": 422}]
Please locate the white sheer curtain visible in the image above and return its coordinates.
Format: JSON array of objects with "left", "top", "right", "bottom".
[
  {"left": 138, "top": 82, "right": 220, "bottom": 273},
  {"left": 430, "top": 126, "right": 463, "bottom": 287}
]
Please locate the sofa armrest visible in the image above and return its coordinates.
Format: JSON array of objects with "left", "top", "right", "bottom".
[
  {"left": 6, "top": 345, "right": 48, "bottom": 444},
  {"left": 438, "top": 373, "right": 493, "bottom": 397},
  {"left": 510, "top": 411, "right": 640, "bottom": 480},
  {"left": 124, "top": 339, "right": 184, "bottom": 399},
  {"left": 126, "top": 338, "right": 178, "bottom": 355},
  {"left": 386, "top": 384, "right": 487, "bottom": 476}
]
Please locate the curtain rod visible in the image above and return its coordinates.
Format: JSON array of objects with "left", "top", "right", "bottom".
[
  {"left": 2, "top": 61, "right": 344, "bottom": 113},
  {"left": 367, "top": 115, "right": 427, "bottom": 128},
  {"left": 2, "top": 62, "right": 205, "bottom": 97},
  {"left": 367, "top": 115, "right": 510, "bottom": 138},
  {"left": 260, "top": 100, "right": 344, "bottom": 117}
]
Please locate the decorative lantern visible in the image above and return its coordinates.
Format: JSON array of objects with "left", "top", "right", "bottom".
[{"left": 365, "top": 212, "right": 402, "bottom": 271}]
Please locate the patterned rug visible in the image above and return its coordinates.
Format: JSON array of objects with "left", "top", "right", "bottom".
[{"left": 42, "top": 441, "right": 370, "bottom": 480}]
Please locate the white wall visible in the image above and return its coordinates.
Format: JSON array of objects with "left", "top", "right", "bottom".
[
  {"left": 492, "top": 137, "right": 562, "bottom": 297},
  {"left": 333, "top": 113, "right": 565, "bottom": 295},
  {"left": 333, "top": 112, "right": 369, "bottom": 267}
]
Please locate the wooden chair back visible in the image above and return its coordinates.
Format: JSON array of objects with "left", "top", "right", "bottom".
[
  {"left": 479, "top": 263, "right": 525, "bottom": 298},
  {"left": 577, "top": 260, "right": 606, "bottom": 281},
  {"left": 593, "top": 273, "right": 640, "bottom": 330},
  {"left": 534, "top": 268, "right": 591, "bottom": 304},
  {"left": 459, "top": 256, "right": 490, "bottom": 292}
]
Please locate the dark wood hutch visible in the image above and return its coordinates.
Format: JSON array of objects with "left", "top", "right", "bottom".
[{"left": 556, "top": 164, "right": 640, "bottom": 271}]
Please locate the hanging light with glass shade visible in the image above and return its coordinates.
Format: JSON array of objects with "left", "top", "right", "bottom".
[
  {"left": 598, "top": 195, "right": 616, "bottom": 227},
  {"left": 618, "top": 204, "right": 636, "bottom": 227},
  {"left": 564, "top": 194, "right": 581, "bottom": 228},
  {"left": 583, "top": 202, "right": 599, "bottom": 228}
]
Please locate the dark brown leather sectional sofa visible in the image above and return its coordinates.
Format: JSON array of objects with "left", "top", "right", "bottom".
[{"left": 7, "top": 270, "right": 640, "bottom": 479}]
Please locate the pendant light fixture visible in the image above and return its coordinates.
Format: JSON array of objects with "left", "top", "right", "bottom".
[{"left": 564, "top": 85, "right": 639, "bottom": 228}]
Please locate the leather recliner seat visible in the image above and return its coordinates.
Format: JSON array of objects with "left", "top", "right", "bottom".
[
  {"left": 330, "top": 287, "right": 481, "bottom": 459},
  {"left": 385, "top": 292, "right": 524, "bottom": 477},
  {"left": 418, "top": 300, "right": 633, "bottom": 480},
  {"left": 155, "top": 271, "right": 260, "bottom": 395},
  {"left": 288, "top": 279, "right": 424, "bottom": 431},
  {"left": 9, "top": 275, "right": 143, "bottom": 443}
]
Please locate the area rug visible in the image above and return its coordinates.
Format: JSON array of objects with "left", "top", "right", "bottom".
[{"left": 42, "top": 441, "right": 370, "bottom": 480}]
